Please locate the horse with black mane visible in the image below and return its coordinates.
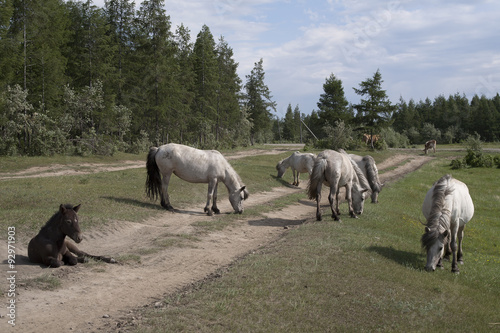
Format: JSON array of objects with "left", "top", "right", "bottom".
[
  {"left": 28, "top": 204, "right": 116, "bottom": 268},
  {"left": 146, "top": 143, "right": 249, "bottom": 215}
]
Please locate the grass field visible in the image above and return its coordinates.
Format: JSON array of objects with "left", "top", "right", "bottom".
[{"left": 1, "top": 147, "right": 499, "bottom": 331}]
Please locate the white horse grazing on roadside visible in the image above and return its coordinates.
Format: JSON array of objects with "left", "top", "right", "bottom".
[
  {"left": 421, "top": 174, "right": 474, "bottom": 273},
  {"left": 339, "top": 149, "right": 384, "bottom": 203},
  {"left": 307, "top": 150, "right": 370, "bottom": 221},
  {"left": 276, "top": 151, "right": 315, "bottom": 186},
  {"left": 146, "top": 143, "right": 249, "bottom": 215}
]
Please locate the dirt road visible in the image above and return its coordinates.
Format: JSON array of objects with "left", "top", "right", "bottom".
[{"left": 0, "top": 149, "right": 432, "bottom": 332}]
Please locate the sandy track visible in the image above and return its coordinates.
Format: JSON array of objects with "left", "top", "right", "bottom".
[{"left": 0, "top": 150, "right": 431, "bottom": 332}]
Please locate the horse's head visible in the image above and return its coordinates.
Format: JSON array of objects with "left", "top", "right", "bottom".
[
  {"left": 59, "top": 204, "right": 83, "bottom": 243},
  {"left": 276, "top": 161, "right": 285, "bottom": 178},
  {"left": 352, "top": 184, "right": 369, "bottom": 215},
  {"left": 421, "top": 226, "right": 449, "bottom": 271},
  {"left": 229, "top": 186, "right": 248, "bottom": 214}
]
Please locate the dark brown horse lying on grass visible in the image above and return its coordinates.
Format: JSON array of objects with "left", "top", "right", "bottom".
[{"left": 28, "top": 204, "right": 116, "bottom": 268}]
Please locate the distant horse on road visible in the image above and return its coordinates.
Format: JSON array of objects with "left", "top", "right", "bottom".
[
  {"left": 423, "top": 140, "right": 437, "bottom": 154},
  {"left": 276, "top": 151, "right": 315, "bottom": 186}
]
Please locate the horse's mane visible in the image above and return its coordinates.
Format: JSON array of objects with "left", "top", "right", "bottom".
[
  {"left": 362, "top": 155, "right": 382, "bottom": 192},
  {"left": 421, "top": 174, "right": 454, "bottom": 249},
  {"left": 40, "top": 204, "right": 74, "bottom": 230},
  {"left": 350, "top": 158, "right": 370, "bottom": 190},
  {"left": 224, "top": 163, "right": 249, "bottom": 199}
]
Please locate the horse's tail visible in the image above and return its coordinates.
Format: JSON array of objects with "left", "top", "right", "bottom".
[
  {"left": 307, "top": 156, "right": 326, "bottom": 200},
  {"left": 145, "top": 147, "right": 162, "bottom": 201}
]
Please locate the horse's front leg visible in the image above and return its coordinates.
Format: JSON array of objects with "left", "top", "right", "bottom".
[
  {"left": 204, "top": 179, "right": 217, "bottom": 216},
  {"left": 61, "top": 241, "right": 78, "bottom": 265},
  {"left": 292, "top": 168, "right": 297, "bottom": 186},
  {"left": 43, "top": 254, "right": 65, "bottom": 268},
  {"left": 345, "top": 184, "right": 358, "bottom": 219},
  {"left": 160, "top": 172, "right": 174, "bottom": 211},
  {"left": 457, "top": 225, "right": 465, "bottom": 264},
  {"left": 450, "top": 232, "right": 459, "bottom": 273}
]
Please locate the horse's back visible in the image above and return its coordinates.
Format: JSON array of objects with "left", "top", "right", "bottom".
[
  {"left": 155, "top": 143, "right": 229, "bottom": 182},
  {"left": 422, "top": 176, "right": 474, "bottom": 225},
  {"left": 450, "top": 178, "right": 474, "bottom": 225}
]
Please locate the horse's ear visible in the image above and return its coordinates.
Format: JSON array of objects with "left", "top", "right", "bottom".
[
  {"left": 59, "top": 204, "right": 66, "bottom": 214},
  {"left": 425, "top": 226, "right": 431, "bottom": 233},
  {"left": 240, "top": 186, "right": 249, "bottom": 200},
  {"left": 73, "top": 204, "right": 81, "bottom": 213}
]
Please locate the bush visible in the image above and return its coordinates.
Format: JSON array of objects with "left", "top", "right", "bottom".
[
  {"left": 314, "top": 120, "right": 355, "bottom": 151},
  {"left": 380, "top": 127, "right": 409, "bottom": 148}
]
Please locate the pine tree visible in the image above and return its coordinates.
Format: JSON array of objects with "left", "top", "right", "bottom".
[
  {"left": 216, "top": 36, "right": 242, "bottom": 143},
  {"left": 192, "top": 24, "right": 219, "bottom": 145},
  {"left": 244, "top": 58, "right": 276, "bottom": 144},
  {"left": 105, "top": 0, "right": 135, "bottom": 104},
  {"left": 317, "top": 73, "right": 350, "bottom": 130},
  {"left": 10, "top": 0, "right": 70, "bottom": 110},
  {"left": 282, "top": 103, "right": 295, "bottom": 141},
  {"left": 132, "top": 0, "right": 174, "bottom": 144},
  {"left": 353, "top": 69, "right": 395, "bottom": 148}
]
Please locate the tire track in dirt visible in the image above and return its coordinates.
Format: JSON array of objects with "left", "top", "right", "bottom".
[{"left": 0, "top": 151, "right": 431, "bottom": 333}]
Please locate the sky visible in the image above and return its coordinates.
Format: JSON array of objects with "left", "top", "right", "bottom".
[{"left": 93, "top": 0, "right": 500, "bottom": 117}]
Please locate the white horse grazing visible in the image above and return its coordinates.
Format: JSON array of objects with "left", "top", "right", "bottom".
[
  {"left": 421, "top": 174, "right": 474, "bottom": 273},
  {"left": 423, "top": 140, "right": 437, "bottom": 154},
  {"left": 307, "top": 150, "right": 370, "bottom": 221},
  {"left": 339, "top": 150, "right": 384, "bottom": 203},
  {"left": 276, "top": 151, "right": 315, "bottom": 186},
  {"left": 146, "top": 143, "right": 249, "bottom": 215}
]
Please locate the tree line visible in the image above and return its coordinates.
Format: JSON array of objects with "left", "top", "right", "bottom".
[
  {"left": 0, "top": 0, "right": 275, "bottom": 155},
  {"left": 276, "top": 70, "right": 500, "bottom": 148},
  {"left": 1, "top": 0, "right": 499, "bottom": 156}
]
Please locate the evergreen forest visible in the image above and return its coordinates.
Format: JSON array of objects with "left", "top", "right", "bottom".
[{"left": 1, "top": 0, "right": 499, "bottom": 156}]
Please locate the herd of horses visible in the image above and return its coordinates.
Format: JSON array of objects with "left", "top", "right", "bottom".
[{"left": 28, "top": 138, "right": 473, "bottom": 273}]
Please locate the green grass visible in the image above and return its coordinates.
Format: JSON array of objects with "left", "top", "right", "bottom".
[
  {"left": 1, "top": 146, "right": 499, "bottom": 331},
  {"left": 131, "top": 152, "right": 500, "bottom": 333}
]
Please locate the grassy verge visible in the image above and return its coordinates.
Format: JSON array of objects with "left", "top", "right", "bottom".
[{"left": 130, "top": 154, "right": 500, "bottom": 332}]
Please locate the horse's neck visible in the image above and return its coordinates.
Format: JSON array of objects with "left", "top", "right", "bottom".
[
  {"left": 282, "top": 156, "right": 292, "bottom": 168},
  {"left": 42, "top": 219, "right": 66, "bottom": 243},
  {"left": 222, "top": 168, "right": 241, "bottom": 191}
]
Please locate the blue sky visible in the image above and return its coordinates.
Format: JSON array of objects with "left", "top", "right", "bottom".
[{"left": 93, "top": 0, "right": 500, "bottom": 117}]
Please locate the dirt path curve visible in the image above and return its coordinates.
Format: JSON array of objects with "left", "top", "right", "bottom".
[{"left": 0, "top": 150, "right": 432, "bottom": 332}]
